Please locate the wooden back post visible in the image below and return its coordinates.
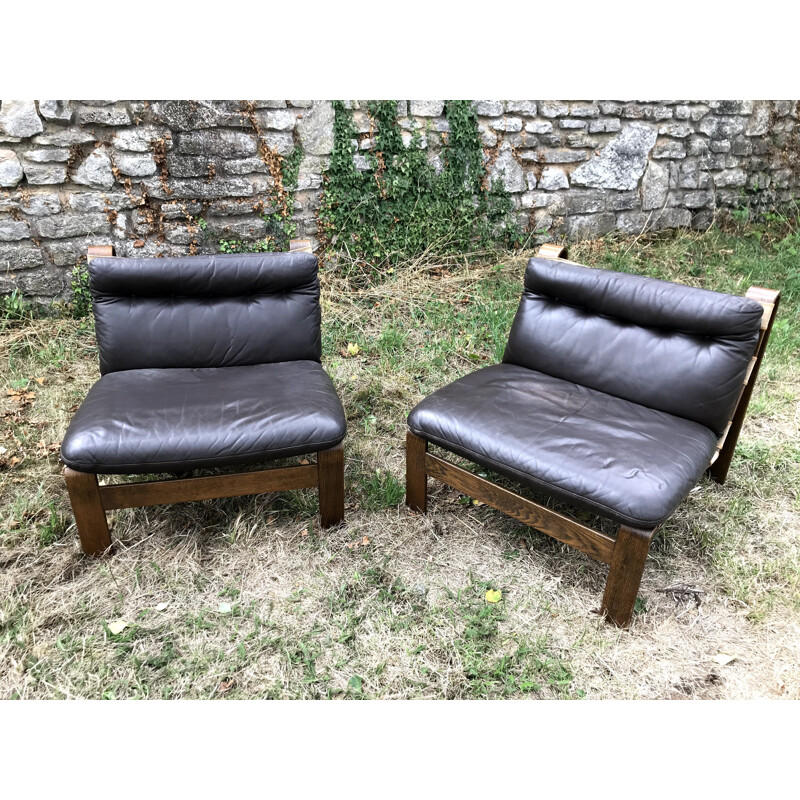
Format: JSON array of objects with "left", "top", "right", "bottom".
[
  {"left": 87, "top": 244, "right": 114, "bottom": 262},
  {"left": 709, "top": 286, "right": 781, "bottom": 483}
]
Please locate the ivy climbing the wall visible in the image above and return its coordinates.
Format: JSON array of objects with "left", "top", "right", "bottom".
[
  {"left": 317, "top": 100, "right": 522, "bottom": 278},
  {"left": 219, "top": 104, "right": 305, "bottom": 254},
  {"left": 218, "top": 141, "right": 304, "bottom": 253}
]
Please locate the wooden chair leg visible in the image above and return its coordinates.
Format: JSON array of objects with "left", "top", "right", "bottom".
[
  {"left": 317, "top": 443, "right": 344, "bottom": 527},
  {"left": 600, "top": 524, "right": 656, "bottom": 628},
  {"left": 63, "top": 466, "right": 112, "bottom": 556},
  {"left": 406, "top": 431, "right": 428, "bottom": 513}
]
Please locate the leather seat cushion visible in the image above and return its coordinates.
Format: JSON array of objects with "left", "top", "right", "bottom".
[
  {"left": 61, "top": 361, "right": 346, "bottom": 474},
  {"left": 407, "top": 364, "right": 719, "bottom": 528}
]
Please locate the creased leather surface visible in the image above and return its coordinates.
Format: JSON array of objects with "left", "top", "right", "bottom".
[
  {"left": 408, "top": 364, "right": 719, "bottom": 528},
  {"left": 503, "top": 258, "right": 762, "bottom": 434},
  {"left": 90, "top": 252, "right": 321, "bottom": 375},
  {"left": 61, "top": 361, "right": 346, "bottom": 473}
]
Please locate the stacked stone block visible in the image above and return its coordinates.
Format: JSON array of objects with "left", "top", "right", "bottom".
[
  {"left": 1, "top": 99, "right": 798, "bottom": 301},
  {"left": 0, "top": 100, "right": 329, "bottom": 299}
]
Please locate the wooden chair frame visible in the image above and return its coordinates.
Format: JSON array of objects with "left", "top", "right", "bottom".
[
  {"left": 64, "top": 241, "right": 345, "bottom": 556},
  {"left": 406, "top": 244, "right": 780, "bottom": 628}
]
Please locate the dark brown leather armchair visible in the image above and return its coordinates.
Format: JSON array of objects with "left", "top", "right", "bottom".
[
  {"left": 61, "top": 243, "right": 346, "bottom": 555},
  {"left": 406, "top": 245, "right": 779, "bottom": 627}
]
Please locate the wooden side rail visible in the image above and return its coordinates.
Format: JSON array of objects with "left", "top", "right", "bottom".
[
  {"left": 424, "top": 449, "right": 616, "bottom": 564},
  {"left": 98, "top": 464, "right": 319, "bottom": 510}
]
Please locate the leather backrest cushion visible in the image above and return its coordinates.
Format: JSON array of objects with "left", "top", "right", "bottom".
[
  {"left": 503, "top": 258, "right": 763, "bottom": 433},
  {"left": 90, "top": 252, "right": 321, "bottom": 374}
]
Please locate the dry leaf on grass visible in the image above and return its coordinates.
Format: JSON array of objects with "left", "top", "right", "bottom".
[
  {"left": 36, "top": 440, "right": 60, "bottom": 457},
  {"left": 346, "top": 536, "right": 371, "bottom": 550},
  {"left": 341, "top": 342, "right": 361, "bottom": 357},
  {"left": 6, "top": 390, "right": 36, "bottom": 406},
  {"left": 107, "top": 620, "right": 128, "bottom": 635}
]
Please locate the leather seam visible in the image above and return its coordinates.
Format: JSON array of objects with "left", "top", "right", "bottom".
[{"left": 92, "top": 286, "right": 319, "bottom": 301}]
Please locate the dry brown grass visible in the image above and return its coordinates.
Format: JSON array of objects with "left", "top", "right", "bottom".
[{"left": 1, "top": 230, "right": 798, "bottom": 700}]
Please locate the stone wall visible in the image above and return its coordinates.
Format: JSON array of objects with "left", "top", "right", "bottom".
[{"left": 1, "top": 99, "right": 798, "bottom": 300}]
